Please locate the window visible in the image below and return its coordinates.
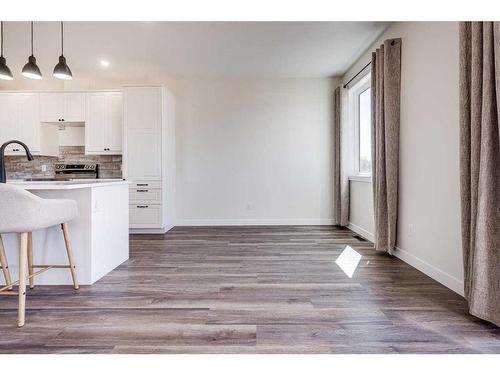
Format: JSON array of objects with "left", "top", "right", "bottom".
[
  {"left": 358, "top": 87, "right": 372, "bottom": 174},
  {"left": 349, "top": 74, "right": 372, "bottom": 177}
]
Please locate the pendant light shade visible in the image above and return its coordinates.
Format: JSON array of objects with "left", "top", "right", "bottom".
[
  {"left": 53, "top": 22, "right": 72, "bottom": 80},
  {"left": 22, "top": 22, "right": 42, "bottom": 80},
  {"left": 0, "top": 21, "right": 13, "bottom": 80},
  {"left": 54, "top": 55, "right": 72, "bottom": 80},
  {"left": 22, "top": 55, "right": 42, "bottom": 80}
]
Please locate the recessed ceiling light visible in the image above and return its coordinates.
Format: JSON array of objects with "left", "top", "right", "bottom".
[{"left": 99, "top": 60, "right": 110, "bottom": 68}]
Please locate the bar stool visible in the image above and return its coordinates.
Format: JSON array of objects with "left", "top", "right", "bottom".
[{"left": 0, "top": 184, "right": 79, "bottom": 327}]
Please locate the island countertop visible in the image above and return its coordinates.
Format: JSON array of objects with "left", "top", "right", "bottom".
[{"left": 7, "top": 179, "right": 131, "bottom": 190}]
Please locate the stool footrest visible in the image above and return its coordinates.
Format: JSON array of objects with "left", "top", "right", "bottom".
[
  {"left": 0, "top": 266, "right": 54, "bottom": 293},
  {"left": 0, "top": 291, "right": 17, "bottom": 296},
  {"left": 32, "top": 265, "right": 71, "bottom": 269}
]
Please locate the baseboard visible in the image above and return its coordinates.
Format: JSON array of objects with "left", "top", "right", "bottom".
[
  {"left": 175, "top": 218, "right": 336, "bottom": 226},
  {"left": 392, "top": 246, "right": 465, "bottom": 297},
  {"left": 347, "top": 222, "right": 375, "bottom": 242},
  {"left": 347, "top": 222, "right": 464, "bottom": 297},
  {"left": 129, "top": 227, "right": 168, "bottom": 234}
]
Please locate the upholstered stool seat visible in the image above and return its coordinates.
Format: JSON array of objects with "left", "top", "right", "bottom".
[
  {"left": 0, "top": 184, "right": 79, "bottom": 327},
  {"left": 0, "top": 184, "right": 77, "bottom": 233}
]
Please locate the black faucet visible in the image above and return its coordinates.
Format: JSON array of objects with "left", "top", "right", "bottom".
[{"left": 0, "top": 140, "right": 34, "bottom": 183}]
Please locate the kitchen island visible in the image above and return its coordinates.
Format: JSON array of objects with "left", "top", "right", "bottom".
[{"left": 2, "top": 180, "right": 130, "bottom": 285}]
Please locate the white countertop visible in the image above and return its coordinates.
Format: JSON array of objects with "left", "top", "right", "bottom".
[{"left": 7, "top": 179, "right": 131, "bottom": 190}]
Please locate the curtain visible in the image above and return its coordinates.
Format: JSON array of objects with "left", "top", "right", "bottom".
[
  {"left": 371, "top": 38, "right": 402, "bottom": 252},
  {"left": 332, "top": 86, "right": 351, "bottom": 227},
  {"left": 459, "top": 22, "right": 500, "bottom": 327}
]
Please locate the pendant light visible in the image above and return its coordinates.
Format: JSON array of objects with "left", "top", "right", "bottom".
[
  {"left": 0, "top": 21, "right": 13, "bottom": 80},
  {"left": 53, "top": 21, "right": 72, "bottom": 80},
  {"left": 22, "top": 22, "right": 42, "bottom": 80}
]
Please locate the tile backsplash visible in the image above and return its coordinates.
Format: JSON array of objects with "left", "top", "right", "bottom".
[{"left": 4, "top": 146, "right": 122, "bottom": 179}]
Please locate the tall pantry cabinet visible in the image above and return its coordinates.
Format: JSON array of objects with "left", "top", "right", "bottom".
[{"left": 123, "top": 86, "right": 176, "bottom": 233}]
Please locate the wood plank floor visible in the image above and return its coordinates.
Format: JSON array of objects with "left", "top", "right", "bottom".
[{"left": 1, "top": 226, "right": 499, "bottom": 354}]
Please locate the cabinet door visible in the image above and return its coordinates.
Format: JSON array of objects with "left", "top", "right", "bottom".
[
  {"left": 125, "top": 132, "right": 161, "bottom": 179},
  {"left": 0, "top": 93, "right": 19, "bottom": 153},
  {"left": 64, "top": 93, "right": 86, "bottom": 122},
  {"left": 129, "top": 204, "right": 162, "bottom": 228},
  {"left": 16, "top": 93, "right": 40, "bottom": 152},
  {"left": 125, "top": 87, "right": 161, "bottom": 132},
  {"left": 39, "top": 93, "right": 64, "bottom": 122},
  {"left": 85, "top": 93, "right": 106, "bottom": 153},
  {"left": 106, "top": 93, "right": 123, "bottom": 152}
]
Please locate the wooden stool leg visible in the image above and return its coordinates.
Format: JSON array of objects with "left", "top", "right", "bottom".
[
  {"left": 18, "top": 232, "right": 28, "bottom": 328},
  {"left": 0, "top": 235, "right": 13, "bottom": 290},
  {"left": 27, "top": 232, "right": 34, "bottom": 289},
  {"left": 61, "top": 223, "right": 79, "bottom": 290}
]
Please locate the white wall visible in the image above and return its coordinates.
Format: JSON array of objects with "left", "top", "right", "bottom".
[
  {"left": 343, "top": 22, "right": 463, "bottom": 295},
  {"left": 1, "top": 74, "right": 338, "bottom": 225},
  {"left": 173, "top": 78, "right": 338, "bottom": 225},
  {"left": 348, "top": 180, "right": 374, "bottom": 240}
]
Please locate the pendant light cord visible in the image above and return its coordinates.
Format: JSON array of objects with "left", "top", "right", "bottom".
[
  {"left": 30, "top": 21, "right": 34, "bottom": 56},
  {"left": 61, "top": 21, "right": 64, "bottom": 55},
  {"left": 1, "top": 21, "right": 4, "bottom": 57}
]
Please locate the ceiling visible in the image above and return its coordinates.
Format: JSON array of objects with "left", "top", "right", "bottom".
[{"left": 0, "top": 22, "right": 389, "bottom": 83}]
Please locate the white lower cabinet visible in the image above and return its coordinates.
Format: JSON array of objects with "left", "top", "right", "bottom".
[
  {"left": 129, "top": 204, "right": 162, "bottom": 228},
  {"left": 129, "top": 188, "right": 162, "bottom": 204}
]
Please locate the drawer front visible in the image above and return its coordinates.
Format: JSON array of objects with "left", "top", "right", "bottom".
[
  {"left": 129, "top": 188, "right": 162, "bottom": 204},
  {"left": 129, "top": 180, "right": 161, "bottom": 189},
  {"left": 129, "top": 204, "right": 162, "bottom": 228}
]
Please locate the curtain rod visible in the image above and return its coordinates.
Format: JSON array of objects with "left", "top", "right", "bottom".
[{"left": 343, "top": 61, "right": 371, "bottom": 89}]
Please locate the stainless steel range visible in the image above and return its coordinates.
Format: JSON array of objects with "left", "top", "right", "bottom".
[{"left": 55, "top": 163, "right": 99, "bottom": 180}]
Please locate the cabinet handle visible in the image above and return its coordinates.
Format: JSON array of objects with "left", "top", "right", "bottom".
[
  {"left": 137, "top": 189, "right": 149, "bottom": 192},
  {"left": 137, "top": 183, "right": 148, "bottom": 187},
  {"left": 137, "top": 205, "right": 149, "bottom": 208}
]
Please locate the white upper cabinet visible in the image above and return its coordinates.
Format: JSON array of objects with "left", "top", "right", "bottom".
[
  {"left": 0, "top": 93, "right": 58, "bottom": 156},
  {"left": 107, "top": 93, "right": 123, "bottom": 152},
  {"left": 0, "top": 93, "right": 19, "bottom": 151},
  {"left": 85, "top": 93, "right": 107, "bottom": 153},
  {"left": 85, "top": 92, "right": 123, "bottom": 155},
  {"left": 16, "top": 93, "right": 41, "bottom": 152},
  {"left": 40, "top": 92, "right": 86, "bottom": 122},
  {"left": 63, "top": 93, "right": 86, "bottom": 122},
  {"left": 39, "top": 93, "right": 64, "bottom": 122}
]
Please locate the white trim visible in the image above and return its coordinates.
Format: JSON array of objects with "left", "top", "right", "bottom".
[
  {"left": 176, "top": 218, "right": 336, "bottom": 226},
  {"left": 0, "top": 89, "right": 122, "bottom": 93},
  {"left": 347, "top": 222, "right": 464, "bottom": 297},
  {"left": 129, "top": 227, "right": 168, "bottom": 234},
  {"left": 347, "top": 222, "right": 375, "bottom": 242},
  {"left": 391, "top": 246, "right": 465, "bottom": 297},
  {"left": 348, "top": 175, "right": 372, "bottom": 183}
]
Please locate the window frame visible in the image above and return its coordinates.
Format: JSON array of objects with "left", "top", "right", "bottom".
[{"left": 348, "top": 73, "right": 372, "bottom": 179}]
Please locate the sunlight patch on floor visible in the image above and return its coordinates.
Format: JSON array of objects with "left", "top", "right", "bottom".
[{"left": 335, "top": 246, "right": 362, "bottom": 278}]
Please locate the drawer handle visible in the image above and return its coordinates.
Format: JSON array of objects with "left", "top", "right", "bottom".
[
  {"left": 136, "top": 205, "right": 149, "bottom": 208},
  {"left": 137, "top": 189, "right": 149, "bottom": 192},
  {"left": 137, "top": 184, "right": 149, "bottom": 186}
]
